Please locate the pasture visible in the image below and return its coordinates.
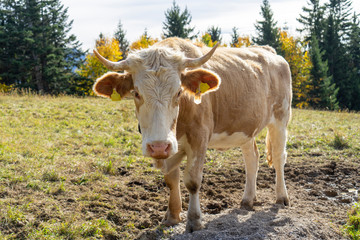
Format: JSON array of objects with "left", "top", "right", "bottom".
[{"left": 0, "top": 93, "right": 359, "bottom": 239}]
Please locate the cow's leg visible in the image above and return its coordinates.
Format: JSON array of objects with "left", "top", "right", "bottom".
[
  {"left": 163, "top": 167, "right": 182, "bottom": 226},
  {"left": 240, "top": 139, "right": 259, "bottom": 210},
  {"left": 184, "top": 147, "right": 206, "bottom": 232},
  {"left": 267, "top": 123, "right": 290, "bottom": 206}
]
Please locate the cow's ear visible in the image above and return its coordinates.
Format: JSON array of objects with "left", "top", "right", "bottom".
[
  {"left": 93, "top": 72, "right": 133, "bottom": 99},
  {"left": 181, "top": 68, "right": 221, "bottom": 104}
]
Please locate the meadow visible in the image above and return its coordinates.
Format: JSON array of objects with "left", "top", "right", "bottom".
[{"left": 0, "top": 93, "right": 359, "bottom": 239}]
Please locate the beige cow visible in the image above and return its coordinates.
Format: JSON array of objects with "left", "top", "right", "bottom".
[{"left": 93, "top": 37, "right": 292, "bottom": 232}]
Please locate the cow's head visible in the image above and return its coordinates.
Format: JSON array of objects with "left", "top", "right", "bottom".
[{"left": 92, "top": 44, "right": 220, "bottom": 159}]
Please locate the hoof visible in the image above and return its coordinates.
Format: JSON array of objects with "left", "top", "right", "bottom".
[
  {"left": 276, "top": 196, "right": 290, "bottom": 207},
  {"left": 186, "top": 220, "right": 204, "bottom": 233},
  {"left": 162, "top": 211, "right": 181, "bottom": 227},
  {"left": 240, "top": 199, "right": 254, "bottom": 211},
  {"left": 162, "top": 218, "right": 180, "bottom": 227}
]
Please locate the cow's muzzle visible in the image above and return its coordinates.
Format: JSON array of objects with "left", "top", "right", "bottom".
[{"left": 147, "top": 141, "right": 172, "bottom": 159}]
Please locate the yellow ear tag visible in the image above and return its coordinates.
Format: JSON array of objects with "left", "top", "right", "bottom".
[
  {"left": 199, "top": 82, "right": 210, "bottom": 93},
  {"left": 111, "top": 88, "right": 121, "bottom": 101}
]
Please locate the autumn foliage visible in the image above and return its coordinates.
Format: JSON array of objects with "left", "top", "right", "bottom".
[
  {"left": 231, "top": 36, "right": 252, "bottom": 48},
  {"left": 77, "top": 36, "right": 123, "bottom": 95},
  {"left": 279, "top": 31, "right": 313, "bottom": 108},
  {"left": 197, "top": 33, "right": 227, "bottom": 47},
  {"left": 130, "top": 34, "right": 158, "bottom": 50}
]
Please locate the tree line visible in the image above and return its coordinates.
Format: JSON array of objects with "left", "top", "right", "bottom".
[{"left": 0, "top": 0, "right": 359, "bottom": 110}]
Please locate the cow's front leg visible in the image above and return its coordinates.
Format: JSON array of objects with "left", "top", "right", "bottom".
[
  {"left": 240, "top": 139, "right": 259, "bottom": 210},
  {"left": 163, "top": 167, "right": 182, "bottom": 226},
  {"left": 184, "top": 147, "right": 206, "bottom": 232}
]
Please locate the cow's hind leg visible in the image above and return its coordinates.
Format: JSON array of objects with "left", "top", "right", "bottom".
[
  {"left": 267, "top": 122, "right": 290, "bottom": 206},
  {"left": 163, "top": 167, "right": 182, "bottom": 226},
  {"left": 240, "top": 139, "right": 259, "bottom": 210}
]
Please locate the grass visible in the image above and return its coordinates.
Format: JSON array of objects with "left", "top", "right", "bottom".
[
  {"left": 0, "top": 92, "right": 359, "bottom": 239},
  {"left": 343, "top": 203, "right": 360, "bottom": 240}
]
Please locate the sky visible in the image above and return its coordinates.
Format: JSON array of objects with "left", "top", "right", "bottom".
[{"left": 61, "top": 0, "right": 360, "bottom": 52}]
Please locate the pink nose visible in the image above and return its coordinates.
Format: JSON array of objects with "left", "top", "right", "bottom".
[{"left": 147, "top": 142, "right": 171, "bottom": 159}]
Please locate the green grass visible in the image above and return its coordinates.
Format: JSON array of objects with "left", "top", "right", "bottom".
[
  {"left": 343, "top": 203, "right": 360, "bottom": 240},
  {"left": 0, "top": 92, "right": 359, "bottom": 239}
]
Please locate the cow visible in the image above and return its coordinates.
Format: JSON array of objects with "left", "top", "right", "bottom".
[{"left": 92, "top": 37, "right": 292, "bottom": 232}]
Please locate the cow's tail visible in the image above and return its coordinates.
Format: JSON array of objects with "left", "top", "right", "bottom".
[{"left": 265, "top": 129, "right": 273, "bottom": 167}]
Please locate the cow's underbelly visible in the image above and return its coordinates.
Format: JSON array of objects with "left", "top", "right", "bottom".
[{"left": 208, "top": 132, "right": 251, "bottom": 149}]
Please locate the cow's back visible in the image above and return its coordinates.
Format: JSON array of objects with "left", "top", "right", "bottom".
[
  {"left": 157, "top": 38, "right": 292, "bottom": 141},
  {"left": 202, "top": 46, "right": 292, "bottom": 137}
]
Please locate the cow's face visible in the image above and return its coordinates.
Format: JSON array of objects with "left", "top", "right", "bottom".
[
  {"left": 93, "top": 46, "right": 221, "bottom": 159},
  {"left": 130, "top": 66, "right": 182, "bottom": 159}
]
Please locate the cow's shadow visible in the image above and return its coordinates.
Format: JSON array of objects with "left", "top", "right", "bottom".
[{"left": 136, "top": 205, "right": 290, "bottom": 240}]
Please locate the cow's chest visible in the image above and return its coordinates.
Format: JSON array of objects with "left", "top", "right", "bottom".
[{"left": 208, "top": 132, "right": 251, "bottom": 150}]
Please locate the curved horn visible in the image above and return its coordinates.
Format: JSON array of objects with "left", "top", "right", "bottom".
[
  {"left": 93, "top": 49, "right": 129, "bottom": 71},
  {"left": 183, "top": 42, "right": 219, "bottom": 68}
]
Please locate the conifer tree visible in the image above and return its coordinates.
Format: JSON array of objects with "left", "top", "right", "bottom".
[
  {"left": 348, "top": 12, "right": 360, "bottom": 110},
  {"left": 230, "top": 27, "right": 240, "bottom": 47},
  {"left": 309, "top": 35, "right": 339, "bottom": 110},
  {"left": 114, "top": 20, "right": 129, "bottom": 58},
  {"left": 206, "top": 26, "right": 222, "bottom": 43},
  {"left": 162, "top": 1, "right": 197, "bottom": 39},
  {"left": 297, "top": 0, "right": 326, "bottom": 43},
  {"left": 0, "top": 0, "right": 84, "bottom": 94},
  {"left": 253, "top": 0, "right": 281, "bottom": 52},
  {"left": 323, "top": 0, "right": 353, "bottom": 109}
]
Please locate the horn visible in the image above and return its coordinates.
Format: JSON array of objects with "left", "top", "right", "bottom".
[
  {"left": 183, "top": 42, "right": 219, "bottom": 68},
  {"left": 93, "top": 49, "right": 129, "bottom": 71}
]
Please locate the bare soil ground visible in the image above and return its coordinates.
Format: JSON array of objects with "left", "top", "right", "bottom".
[{"left": 136, "top": 155, "right": 359, "bottom": 239}]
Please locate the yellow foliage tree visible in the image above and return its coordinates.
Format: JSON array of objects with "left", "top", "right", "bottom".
[
  {"left": 196, "top": 33, "right": 227, "bottom": 47},
  {"left": 231, "top": 36, "right": 252, "bottom": 48},
  {"left": 0, "top": 82, "right": 13, "bottom": 93},
  {"left": 279, "top": 31, "right": 313, "bottom": 109},
  {"left": 77, "top": 36, "right": 123, "bottom": 95},
  {"left": 130, "top": 34, "right": 158, "bottom": 50}
]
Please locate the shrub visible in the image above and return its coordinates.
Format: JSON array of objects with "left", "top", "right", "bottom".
[
  {"left": 0, "top": 83, "right": 13, "bottom": 93},
  {"left": 331, "top": 132, "right": 350, "bottom": 150}
]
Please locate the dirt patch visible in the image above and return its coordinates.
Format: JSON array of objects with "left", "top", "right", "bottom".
[{"left": 136, "top": 156, "right": 359, "bottom": 239}]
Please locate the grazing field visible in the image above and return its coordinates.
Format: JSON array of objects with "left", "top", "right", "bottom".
[{"left": 0, "top": 94, "right": 359, "bottom": 239}]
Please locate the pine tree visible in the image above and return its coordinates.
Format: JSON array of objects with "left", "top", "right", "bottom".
[
  {"left": 297, "top": 0, "right": 340, "bottom": 110},
  {"left": 253, "top": 0, "right": 281, "bottom": 51},
  {"left": 0, "top": 0, "right": 33, "bottom": 87},
  {"left": 297, "top": 0, "right": 326, "bottom": 43},
  {"left": 323, "top": 0, "right": 353, "bottom": 109},
  {"left": 230, "top": 27, "right": 240, "bottom": 47},
  {"left": 0, "top": 0, "right": 84, "bottom": 94},
  {"left": 348, "top": 12, "right": 360, "bottom": 110},
  {"left": 114, "top": 20, "right": 129, "bottom": 58},
  {"left": 162, "top": 1, "right": 197, "bottom": 39},
  {"left": 206, "top": 26, "right": 222, "bottom": 43},
  {"left": 309, "top": 35, "right": 339, "bottom": 110}
]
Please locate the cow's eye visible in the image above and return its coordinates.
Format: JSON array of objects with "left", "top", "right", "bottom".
[
  {"left": 131, "top": 90, "right": 141, "bottom": 100},
  {"left": 177, "top": 89, "right": 182, "bottom": 98}
]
